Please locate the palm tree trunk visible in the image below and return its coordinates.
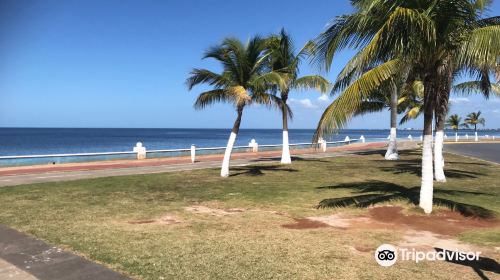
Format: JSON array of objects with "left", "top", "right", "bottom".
[
  {"left": 474, "top": 125, "right": 478, "bottom": 141},
  {"left": 433, "top": 59, "right": 452, "bottom": 183},
  {"left": 221, "top": 106, "right": 243, "bottom": 177},
  {"left": 281, "top": 98, "right": 291, "bottom": 164},
  {"left": 385, "top": 83, "right": 399, "bottom": 160},
  {"left": 434, "top": 126, "right": 446, "bottom": 182},
  {"left": 434, "top": 99, "right": 449, "bottom": 182},
  {"left": 455, "top": 131, "right": 458, "bottom": 142},
  {"left": 419, "top": 75, "right": 435, "bottom": 214}
]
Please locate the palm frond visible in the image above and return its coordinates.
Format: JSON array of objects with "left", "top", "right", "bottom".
[
  {"left": 313, "top": 59, "right": 401, "bottom": 141},
  {"left": 458, "top": 25, "right": 500, "bottom": 68},
  {"left": 186, "top": 69, "right": 231, "bottom": 90},
  {"left": 294, "top": 75, "right": 330, "bottom": 93}
]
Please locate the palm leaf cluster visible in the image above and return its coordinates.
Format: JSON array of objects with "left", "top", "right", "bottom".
[{"left": 312, "top": 0, "right": 500, "bottom": 140}]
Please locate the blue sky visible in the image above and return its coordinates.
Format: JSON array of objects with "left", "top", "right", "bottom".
[{"left": 1, "top": 0, "right": 499, "bottom": 129}]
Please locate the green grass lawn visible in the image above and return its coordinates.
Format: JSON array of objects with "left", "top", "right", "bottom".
[{"left": 0, "top": 149, "right": 499, "bottom": 279}]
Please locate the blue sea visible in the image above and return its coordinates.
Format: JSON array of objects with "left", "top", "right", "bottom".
[{"left": 1, "top": 127, "right": 499, "bottom": 157}]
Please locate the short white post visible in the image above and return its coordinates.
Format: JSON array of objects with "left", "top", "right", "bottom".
[
  {"left": 248, "top": 139, "right": 258, "bottom": 152},
  {"left": 344, "top": 136, "right": 350, "bottom": 144},
  {"left": 190, "top": 145, "right": 196, "bottom": 163},
  {"left": 493, "top": 135, "right": 496, "bottom": 140},
  {"left": 420, "top": 135, "right": 423, "bottom": 141},
  {"left": 474, "top": 131, "right": 478, "bottom": 142},
  {"left": 359, "top": 135, "right": 365, "bottom": 143},
  {"left": 408, "top": 135, "right": 413, "bottom": 141},
  {"left": 133, "top": 142, "right": 146, "bottom": 160},
  {"left": 465, "top": 133, "right": 469, "bottom": 140}
]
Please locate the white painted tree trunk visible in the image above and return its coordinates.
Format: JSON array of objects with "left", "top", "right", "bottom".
[
  {"left": 475, "top": 131, "right": 478, "bottom": 142},
  {"left": 220, "top": 132, "right": 237, "bottom": 177},
  {"left": 281, "top": 130, "right": 291, "bottom": 164},
  {"left": 455, "top": 132, "right": 458, "bottom": 142},
  {"left": 385, "top": 128, "right": 399, "bottom": 160},
  {"left": 419, "top": 135, "right": 434, "bottom": 214},
  {"left": 434, "top": 130, "right": 446, "bottom": 182}
]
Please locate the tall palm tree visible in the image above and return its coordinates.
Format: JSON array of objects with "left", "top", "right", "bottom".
[
  {"left": 465, "top": 111, "right": 486, "bottom": 139},
  {"left": 446, "top": 114, "right": 467, "bottom": 141},
  {"left": 312, "top": 0, "right": 500, "bottom": 213},
  {"left": 266, "top": 29, "right": 330, "bottom": 164},
  {"left": 186, "top": 36, "right": 284, "bottom": 177}
]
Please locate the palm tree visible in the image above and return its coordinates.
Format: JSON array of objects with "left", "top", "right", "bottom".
[
  {"left": 266, "top": 29, "right": 330, "bottom": 164},
  {"left": 465, "top": 111, "right": 486, "bottom": 140},
  {"left": 186, "top": 36, "right": 284, "bottom": 177},
  {"left": 446, "top": 114, "right": 466, "bottom": 142},
  {"left": 312, "top": 0, "right": 500, "bottom": 213}
]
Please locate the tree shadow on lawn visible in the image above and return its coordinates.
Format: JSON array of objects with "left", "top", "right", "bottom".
[
  {"left": 230, "top": 165, "right": 298, "bottom": 177},
  {"left": 434, "top": 247, "right": 500, "bottom": 280},
  {"left": 316, "top": 181, "right": 496, "bottom": 219},
  {"left": 248, "top": 156, "right": 331, "bottom": 163},
  {"left": 376, "top": 160, "right": 485, "bottom": 178}
]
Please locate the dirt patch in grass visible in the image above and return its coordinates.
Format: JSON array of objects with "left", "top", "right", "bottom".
[
  {"left": 303, "top": 206, "right": 499, "bottom": 236},
  {"left": 282, "top": 218, "right": 330, "bottom": 229},
  {"left": 185, "top": 205, "right": 290, "bottom": 218},
  {"left": 400, "top": 230, "right": 474, "bottom": 251},
  {"left": 184, "top": 205, "right": 246, "bottom": 216},
  {"left": 368, "top": 206, "right": 499, "bottom": 235},
  {"left": 128, "top": 215, "right": 181, "bottom": 225}
]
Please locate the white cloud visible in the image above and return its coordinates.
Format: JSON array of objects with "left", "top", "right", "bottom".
[
  {"left": 289, "top": 98, "right": 317, "bottom": 109},
  {"left": 317, "top": 95, "right": 330, "bottom": 103},
  {"left": 449, "top": 97, "right": 470, "bottom": 104}
]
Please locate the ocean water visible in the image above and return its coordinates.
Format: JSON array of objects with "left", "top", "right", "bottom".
[{"left": 1, "top": 127, "right": 498, "bottom": 157}]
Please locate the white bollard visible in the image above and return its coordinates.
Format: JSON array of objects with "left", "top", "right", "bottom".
[
  {"left": 344, "top": 136, "right": 350, "bottom": 143},
  {"left": 133, "top": 142, "right": 146, "bottom": 160},
  {"left": 474, "top": 131, "right": 478, "bottom": 142},
  {"left": 408, "top": 135, "right": 413, "bottom": 141},
  {"left": 248, "top": 139, "right": 258, "bottom": 152},
  {"left": 493, "top": 136, "right": 496, "bottom": 140},
  {"left": 465, "top": 134, "right": 469, "bottom": 140},
  {"left": 190, "top": 144, "right": 196, "bottom": 163},
  {"left": 420, "top": 135, "right": 423, "bottom": 141},
  {"left": 359, "top": 135, "right": 365, "bottom": 143}
]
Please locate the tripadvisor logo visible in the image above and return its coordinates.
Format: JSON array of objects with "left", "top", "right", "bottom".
[
  {"left": 375, "top": 244, "right": 397, "bottom": 267},
  {"left": 375, "top": 244, "right": 481, "bottom": 267}
]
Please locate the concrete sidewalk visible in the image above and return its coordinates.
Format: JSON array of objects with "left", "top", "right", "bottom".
[
  {"left": 0, "top": 225, "right": 130, "bottom": 280},
  {"left": 0, "top": 142, "right": 391, "bottom": 187}
]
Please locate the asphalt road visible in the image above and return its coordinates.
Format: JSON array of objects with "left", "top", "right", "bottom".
[{"left": 444, "top": 143, "right": 500, "bottom": 164}]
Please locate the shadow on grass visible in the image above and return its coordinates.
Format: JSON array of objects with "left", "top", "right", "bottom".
[
  {"left": 434, "top": 248, "right": 500, "bottom": 280},
  {"left": 376, "top": 160, "right": 485, "bottom": 178},
  {"left": 316, "top": 181, "right": 495, "bottom": 218},
  {"left": 351, "top": 150, "right": 386, "bottom": 157},
  {"left": 230, "top": 165, "right": 298, "bottom": 177}
]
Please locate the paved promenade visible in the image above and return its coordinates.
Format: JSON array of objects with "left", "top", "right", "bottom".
[
  {"left": 0, "top": 225, "right": 130, "bottom": 280},
  {"left": 0, "top": 142, "right": 388, "bottom": 187}
]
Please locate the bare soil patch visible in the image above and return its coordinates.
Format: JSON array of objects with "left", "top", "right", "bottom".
[
  {"left": 128, "top": 215, "right": 181, "bottom": 225},
  {"left": 289, "top": 206, "right": 499, "bottom": 236},
  {"left": 184, "top": 205, "right": 246, "bottom": 216},
  {"left": 282, "top": 218, "right": 330, "bottom": 229}
]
